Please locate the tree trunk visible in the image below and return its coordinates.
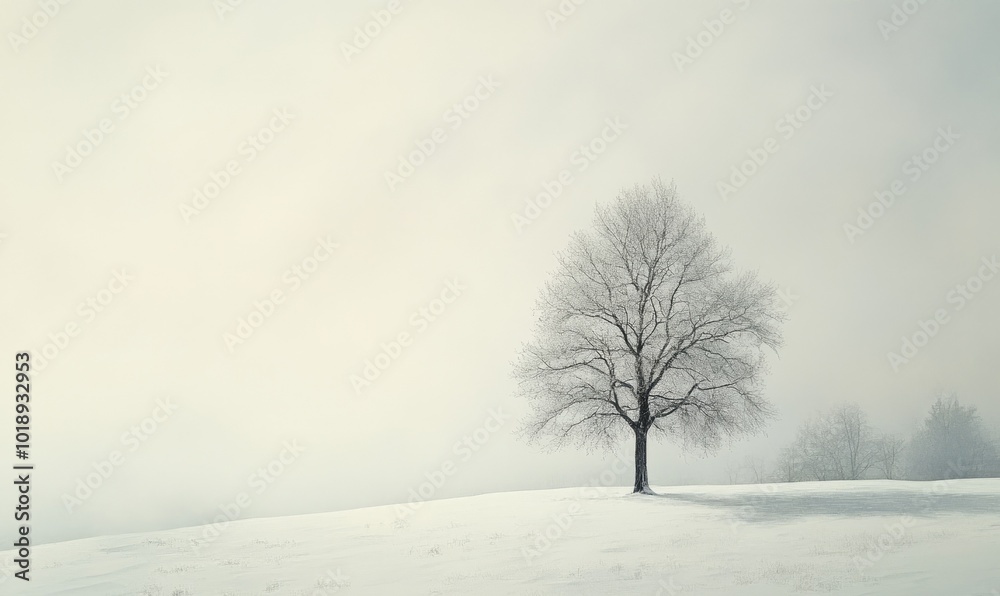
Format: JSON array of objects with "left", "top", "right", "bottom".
[{"left": 633, "top": 427, "right": 651, "bottom": 493}]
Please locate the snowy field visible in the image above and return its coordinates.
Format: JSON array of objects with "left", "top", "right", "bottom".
[{"left": 4, "top": 479, "right": 1000, "bottom": 595}]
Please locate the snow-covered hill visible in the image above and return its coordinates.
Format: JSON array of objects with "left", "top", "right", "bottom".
[{"left": 4, "top": 480, "right": 1000, "bottom": 595}]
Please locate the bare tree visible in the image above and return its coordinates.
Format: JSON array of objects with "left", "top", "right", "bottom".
[
  {"left": 773, "top": 446, "right": 803, "bottom": 483},
  {"left": 835, "top": 404, "right": 880, "bottom": 480},
  {"left": 744, "top": 454, "right": 769, "bottom": 485},
  {"left": 514, "top": 181, "right": 784, "bottom": 494},
  {"left": 724, "top": 460, "right": 743, "bottom": 485},
  {"left": 794, "top": 404, "right": 879, "bottom": 481},
  {"left": 877, "top": 434, "right": 906, "bottom": 480},
  {"left": 794, "top": 419, "right": 838, "bottom": 481}
]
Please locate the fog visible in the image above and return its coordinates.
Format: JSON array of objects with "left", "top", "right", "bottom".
[{"left": 1, "top": 0, "right": 998, "bottom": 545}]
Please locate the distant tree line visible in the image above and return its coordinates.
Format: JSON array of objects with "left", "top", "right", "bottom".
[{"left": 730, "top": 394, "right": 1000, "bottom": 484}]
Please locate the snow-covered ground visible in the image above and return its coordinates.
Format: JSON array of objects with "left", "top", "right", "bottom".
[{"left": 4, "top": 479, "right": 1000, "bottom": 595}]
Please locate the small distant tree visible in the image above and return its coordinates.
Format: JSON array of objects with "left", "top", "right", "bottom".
[
  {"left": 774, "top": 446, "right": 803, "bottom": 483},
  {"left": 515, "top": 181, "right": 784, "bottom": 494},
  {"left": 794, "top": 404, "right": 879, "bottom": 481},
  {"left": 744, "top": 454, "right": 769, "bottom": 484},
  {"left": 877, "top": 434, "right": 906, "bottom": 480},
  {"left": 724, "top": 460, "right": 743, "bottom": 484},
  {"left": 907, "top": 395, "right": 999, "bottom": 480},
  {"left": 794, "top": 418, "right": 840, "bottom": 481}
]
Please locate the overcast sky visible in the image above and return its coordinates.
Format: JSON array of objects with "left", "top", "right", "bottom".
[{"left": 1, "top": 0, "right": 999, "bottom": 546}]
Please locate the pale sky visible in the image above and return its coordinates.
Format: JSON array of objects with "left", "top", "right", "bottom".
[{"left": 1, "top": 0, "right": 999, "bottom": 545}]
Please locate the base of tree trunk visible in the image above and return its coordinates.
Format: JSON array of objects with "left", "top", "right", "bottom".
[{"left": 632, "top": 485, "right": 657, "bottom": 495}]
